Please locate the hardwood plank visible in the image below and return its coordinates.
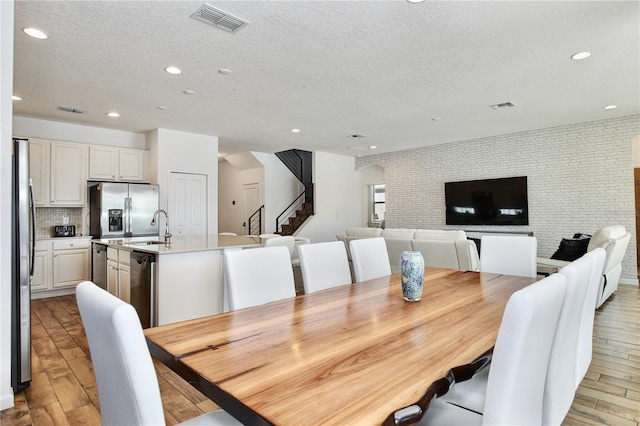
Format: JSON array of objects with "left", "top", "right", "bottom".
[
  {"left": 83, "top": 384, "right": 100, "bottom": 412},
  {"left": 566, "top": 400, "right": 637, "bottom": 426},
  {"left": 29, "top": 402, "right": 69, "bottom": 426},
  {"left": 157, "top": 375, "right": 205, "bottom": 423},
  {"left": 0, "top": 393, "right": 31, "bottom": 426},
  {"left": 578, "top": 377, "right": 627, "bottom": 397},
  {"left": 50, "top": 374, "right": 91, "bottom": 412},
  {"left": 627, "top": 390, "right": 640, "bottom": 402},
  {"left": 66, "top": 356, "right": 95, "bottom": 387},
  {"left": 63, "top": 404, "right": 102, "bottom": 426},
  {"left": 23, "top": 372, "right": 58, "bottom": 408},
  {"left": 577, "top": 386, "right": 640, "bottom": 413},
  {"left": 599, "top": 374, "right": 640, "bottom": 393}
]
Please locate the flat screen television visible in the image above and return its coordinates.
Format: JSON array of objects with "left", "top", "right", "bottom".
[{"left": 445, "top": 176, "right": 528, "bottom": 226}]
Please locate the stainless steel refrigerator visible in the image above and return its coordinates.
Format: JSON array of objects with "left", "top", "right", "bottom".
[
  {"left": 89, "top": 182, "right": 159, "bottom": 238},
  {"left": 11, "top": 138, "right": 35, "bottom": 392}
]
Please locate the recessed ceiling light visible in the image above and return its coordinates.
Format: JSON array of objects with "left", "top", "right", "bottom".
[
  {"left": 432, "top": 117, "right": 441, "bottom": 121},
  {"left": 106, "top": 112, "right": 120, "bottom": 117},
  {"left": 183, "top": 90, "right": 196, "bottom": 95},
  {"left": 603, "top": 105, "right": 618, "bottom": 110},
  {"left": 219, "top": 69, "right": 232, "bottom": 75},
  {"left": 407, "top": 0, "right": 425, "bottom": 3},
  {"left": 164, "top": 66, "right": 182, "bottom": 75},
  {"left": 291, "top": 129, "right": 300, "bottom": 133},
  {"left": 22, "top": 27, "right": 48, "bottom": 40},
  {"left": 369, "top": 146, "right": 377, "bottom": 149},
  {"left": 570, "top": 52, "right": 591, "bottom": 60},
  {"left": 156, "top": 106, "right": 168, "bottom": 110},
  {"left": 12, "top": 95, "right": 22, "bottom": 101}
]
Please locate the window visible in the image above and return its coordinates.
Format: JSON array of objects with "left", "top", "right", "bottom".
[{"left": 368, "top": 184, "right": 386, "bottom": 227}]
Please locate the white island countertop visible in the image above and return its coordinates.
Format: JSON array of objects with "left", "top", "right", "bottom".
[{"left": 92, "top": 234, "right": 263, "bottom": 255}]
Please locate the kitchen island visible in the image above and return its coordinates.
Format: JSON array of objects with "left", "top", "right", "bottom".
[{"left": 92, "top": 235, "right": 263, "bottom": 326}]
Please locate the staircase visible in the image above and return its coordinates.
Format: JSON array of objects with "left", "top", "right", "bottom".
[{"left": 275, "top": 149, "right": 313, "bottom": 235}]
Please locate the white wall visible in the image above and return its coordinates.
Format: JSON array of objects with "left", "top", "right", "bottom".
[
  {"left": 218, "top": 160, "right": 264, "bottom": 235},
  {"left": 1, "top": 0, "right": 14, "bottom": 410},
  {"left": 12, "top": 116, "right": 145, "bottom": 149},
  {"left": 147, "top": 128, "right": 218, "bottom": 235},
  {"left": 357, "top": 115, "right": 640, "bottom": 282},
  {"left": 295, "top": 152, "right": 362, "bottom": 243},
  {"left": 251, "top": 152, "right": 301, "bottom": 234}
]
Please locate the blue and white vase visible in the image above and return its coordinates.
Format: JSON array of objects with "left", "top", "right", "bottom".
[{"left": 400, "top": 251, "right": 425, "bottom": 302}]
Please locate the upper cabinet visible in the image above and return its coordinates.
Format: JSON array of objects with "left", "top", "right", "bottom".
[
  {"left": 50, "top": 141, "right": 88, "bottom": 206},
  {"left": 89, "top": 146, "right": 145, "bottom": 182},
  {"left": 28, "top": 138, "right": 50, "bottom": 206}
]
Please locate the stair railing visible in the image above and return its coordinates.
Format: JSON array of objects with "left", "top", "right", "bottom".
[
  {"left": 275, "top": 184, "right": 314, "bottom": 234},
  {"left": 246, "top": 205, "right": 264, "bottom": 236}
]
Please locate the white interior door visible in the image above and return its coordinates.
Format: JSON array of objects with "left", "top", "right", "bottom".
[
  {"left": 242, "top": 183, "right": 261, "bottom": 235},
  {"left": 169, "top": 172, "right": 208, "bottom": 236}
]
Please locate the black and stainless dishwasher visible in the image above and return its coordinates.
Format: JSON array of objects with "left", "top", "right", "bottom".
[
  {"left": 130, "top": 251, "right": 157, "bottom": 329},
  {"left": 91, "top": 242, "right": 107, "bottom": 290}
]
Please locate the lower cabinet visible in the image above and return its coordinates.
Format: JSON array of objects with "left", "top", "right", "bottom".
[
  {"left": 106, "top": 247, "right": 130, "bottom": 302},
  {"left": 32, "top": 238, "right": 90, "bottom": 296}
]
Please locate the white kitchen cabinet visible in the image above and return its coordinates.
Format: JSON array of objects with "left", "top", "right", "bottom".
[
  {"left": 106, "top": 247, "right": 131, "bottom": 301},
  {"left": 31, "top": 240, "right": 51, "bottom": 291},
  {"left": 32, "top": 238, "right": 90, "bottom": 296},
  {"left": 28, "top": 138, "right": 50, "bottom": 206},
  {"left": 89, "top": 145, "right": 118, "bottom": 180},
  {"left": 89, "top": 145, "right": 145, "bottom": 182},
  {"left": 119, "top": 149, "right": 145, "bottom": 182},
  {"left": 50, "top": 141, "right": 88, "bottom": 206},
  {"left": 52, "top": 239, "right": 90, "bottom": 288}
]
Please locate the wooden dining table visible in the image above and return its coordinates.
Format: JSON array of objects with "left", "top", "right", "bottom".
[{"left": 144, "top": 267, "right": 537, "bottom": 425}]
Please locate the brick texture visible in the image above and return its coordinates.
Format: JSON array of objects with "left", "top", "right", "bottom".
[{"left": 356, "top": 115, "right": 640, "bottom": 281}]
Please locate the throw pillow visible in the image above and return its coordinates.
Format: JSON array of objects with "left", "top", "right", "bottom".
[{"left": 550, "top": 236, "right": 590, "bottom": 261}]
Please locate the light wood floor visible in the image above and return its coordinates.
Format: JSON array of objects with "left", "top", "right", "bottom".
[{"left": 1, "top": 284, "right": 638, "bottom": 425}]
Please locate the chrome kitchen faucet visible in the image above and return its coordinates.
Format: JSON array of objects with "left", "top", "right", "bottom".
[{"left": 151, "top": 209, "right": 172, "bottom": 244}]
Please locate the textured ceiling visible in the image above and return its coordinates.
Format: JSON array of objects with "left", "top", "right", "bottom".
[{"left": 12, "top": 1, "right": 640, "bottom": 158}]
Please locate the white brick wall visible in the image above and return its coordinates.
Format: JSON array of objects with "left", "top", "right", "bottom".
[{"left": 356, "top": 115, "right": 640, "bottom": 281}]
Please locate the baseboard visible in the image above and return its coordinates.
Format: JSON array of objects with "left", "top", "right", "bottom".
[
  {"left": 0, "top": 388, "right": 15, "bottom": 410},
  {"left": 31, "top": 287, "right": 75, "bottom": 300},
  {"left": 619, "top": 278, "right": 639, "bottom": 286}
]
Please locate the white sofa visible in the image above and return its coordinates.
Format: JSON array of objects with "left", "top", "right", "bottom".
[
  {"left": 337, "top": 227, "right": 480, "bottom": 273},
  {"left": 537, "top": 225, "right": 631, "bottom": 308}
]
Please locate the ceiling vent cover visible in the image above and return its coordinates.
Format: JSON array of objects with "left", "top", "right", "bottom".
[
  {"left": 57, "top": 105, "right": 87, "bottom": 114},
  {"left": 490, "top": 102, "right": 517, "bottom": 110},
  {"left": 191, "top": 4, "right": 249, "bottom": 34}
]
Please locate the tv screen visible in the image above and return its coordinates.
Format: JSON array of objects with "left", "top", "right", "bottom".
[{"left": 445, "top": 176, "right": 528, "bottom": 226}]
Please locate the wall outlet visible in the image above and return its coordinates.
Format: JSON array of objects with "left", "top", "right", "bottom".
[{"left": 63, "top": 216, "right": 69, "bottom": 225}]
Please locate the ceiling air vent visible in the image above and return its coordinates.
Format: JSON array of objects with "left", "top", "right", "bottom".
[
  {"left": 57, "top": 105, "right": 87, "bottom": 114},
  {"left": 191, "top": 4, "right": 249, "bottom": 34},
  {"left": 489, "top": 102, "right": 517, "bottom": 110}
]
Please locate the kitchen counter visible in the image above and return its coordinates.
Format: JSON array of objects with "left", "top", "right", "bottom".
[
  {"left": 92, "top": 234, "right": 263, "bottom": 254},
  {"left": 92, "top": 234, "right": 265, "bottom": 326}
]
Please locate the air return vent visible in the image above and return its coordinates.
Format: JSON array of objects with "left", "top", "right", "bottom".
[
  {"left": 489, "top": 102, "right": 517, "bottom": 110},
  {"left": 57, "top": 105, "right": 87, "bottom": 114},
  {"left": 190, "top": 4, "right": 249, "bottom": 34}
]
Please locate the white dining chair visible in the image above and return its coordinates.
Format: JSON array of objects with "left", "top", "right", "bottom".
[
  {"left": 412, "top": 273, "right": 567, "bottom": 425},
  {"left": 219, "top": 232, "right": 237, "bottom": 236},
  {"left": 543, "top": 253, "right": 595, "bottom": 425},
  {"left": 576, "top": 247, "right": 606, "bottom": 388},
  {"left": 480, "top": 235, "right": 537, "bottom": 278},
  {"left": 349, "top": 237, "right": 392, "bottom": 282},
  {"left": 75, "top": 281, "right": 241, "bottom": 426},
  {"left": 263, "top": 235, "right": 296, "bottom": 260},
  {"left": 298, "top": 241, "right": 352, "bottom": 294},
  {"left": 224, "top": 246, "right": 296, "bottom": 310}
]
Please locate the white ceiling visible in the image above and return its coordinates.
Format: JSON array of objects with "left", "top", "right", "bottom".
[{"left": 12, "top": 1, "right": 640, "bottom": 158}]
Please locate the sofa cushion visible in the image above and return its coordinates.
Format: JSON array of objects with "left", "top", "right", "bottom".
[
  {"left": 550, "top": 237, "right": 590, "bottom": 262},
  {"left": 587, "top": 225, "right": 626, "bottom": 252},
  {"left": 414, "top": 229, "right": 466, "bottom": 242},
  {"left": 381, "top": 228, "right": 417, "bottom": 239},
  {"left": 345, "top": 227, "right": 383, "bottom": 238}
]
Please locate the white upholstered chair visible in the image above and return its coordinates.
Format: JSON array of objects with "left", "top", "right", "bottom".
[
  {"left": 479, "top": 235, "right": 537, "bottom": 278},
  {"left": 224, "top": 246, "right": 296, "bottom": 310},
  {"left": 537, "top": 225, "right": 631, "bottom": 308},
  {"left": 543, "top": 254, "right": 595, "bottom": 425},
  {"left": 412, "top": 273, "right": 567, "bottom": 425},
  {"left": 75, "top": 281, "right": 241, "bottom": 426},
  {"left": 349, "top": 237, "right": 392, "bottom": 282},
  {"left": 298, "top": 241, "right": 352, "bottom": 294},
  {"left": 576, "top": 248, "right": 606, "bottom": 388}
]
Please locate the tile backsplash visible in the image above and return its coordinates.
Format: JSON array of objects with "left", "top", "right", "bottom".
[{"left": 36, "top": 207, "right": 85, "bottom": 239}]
